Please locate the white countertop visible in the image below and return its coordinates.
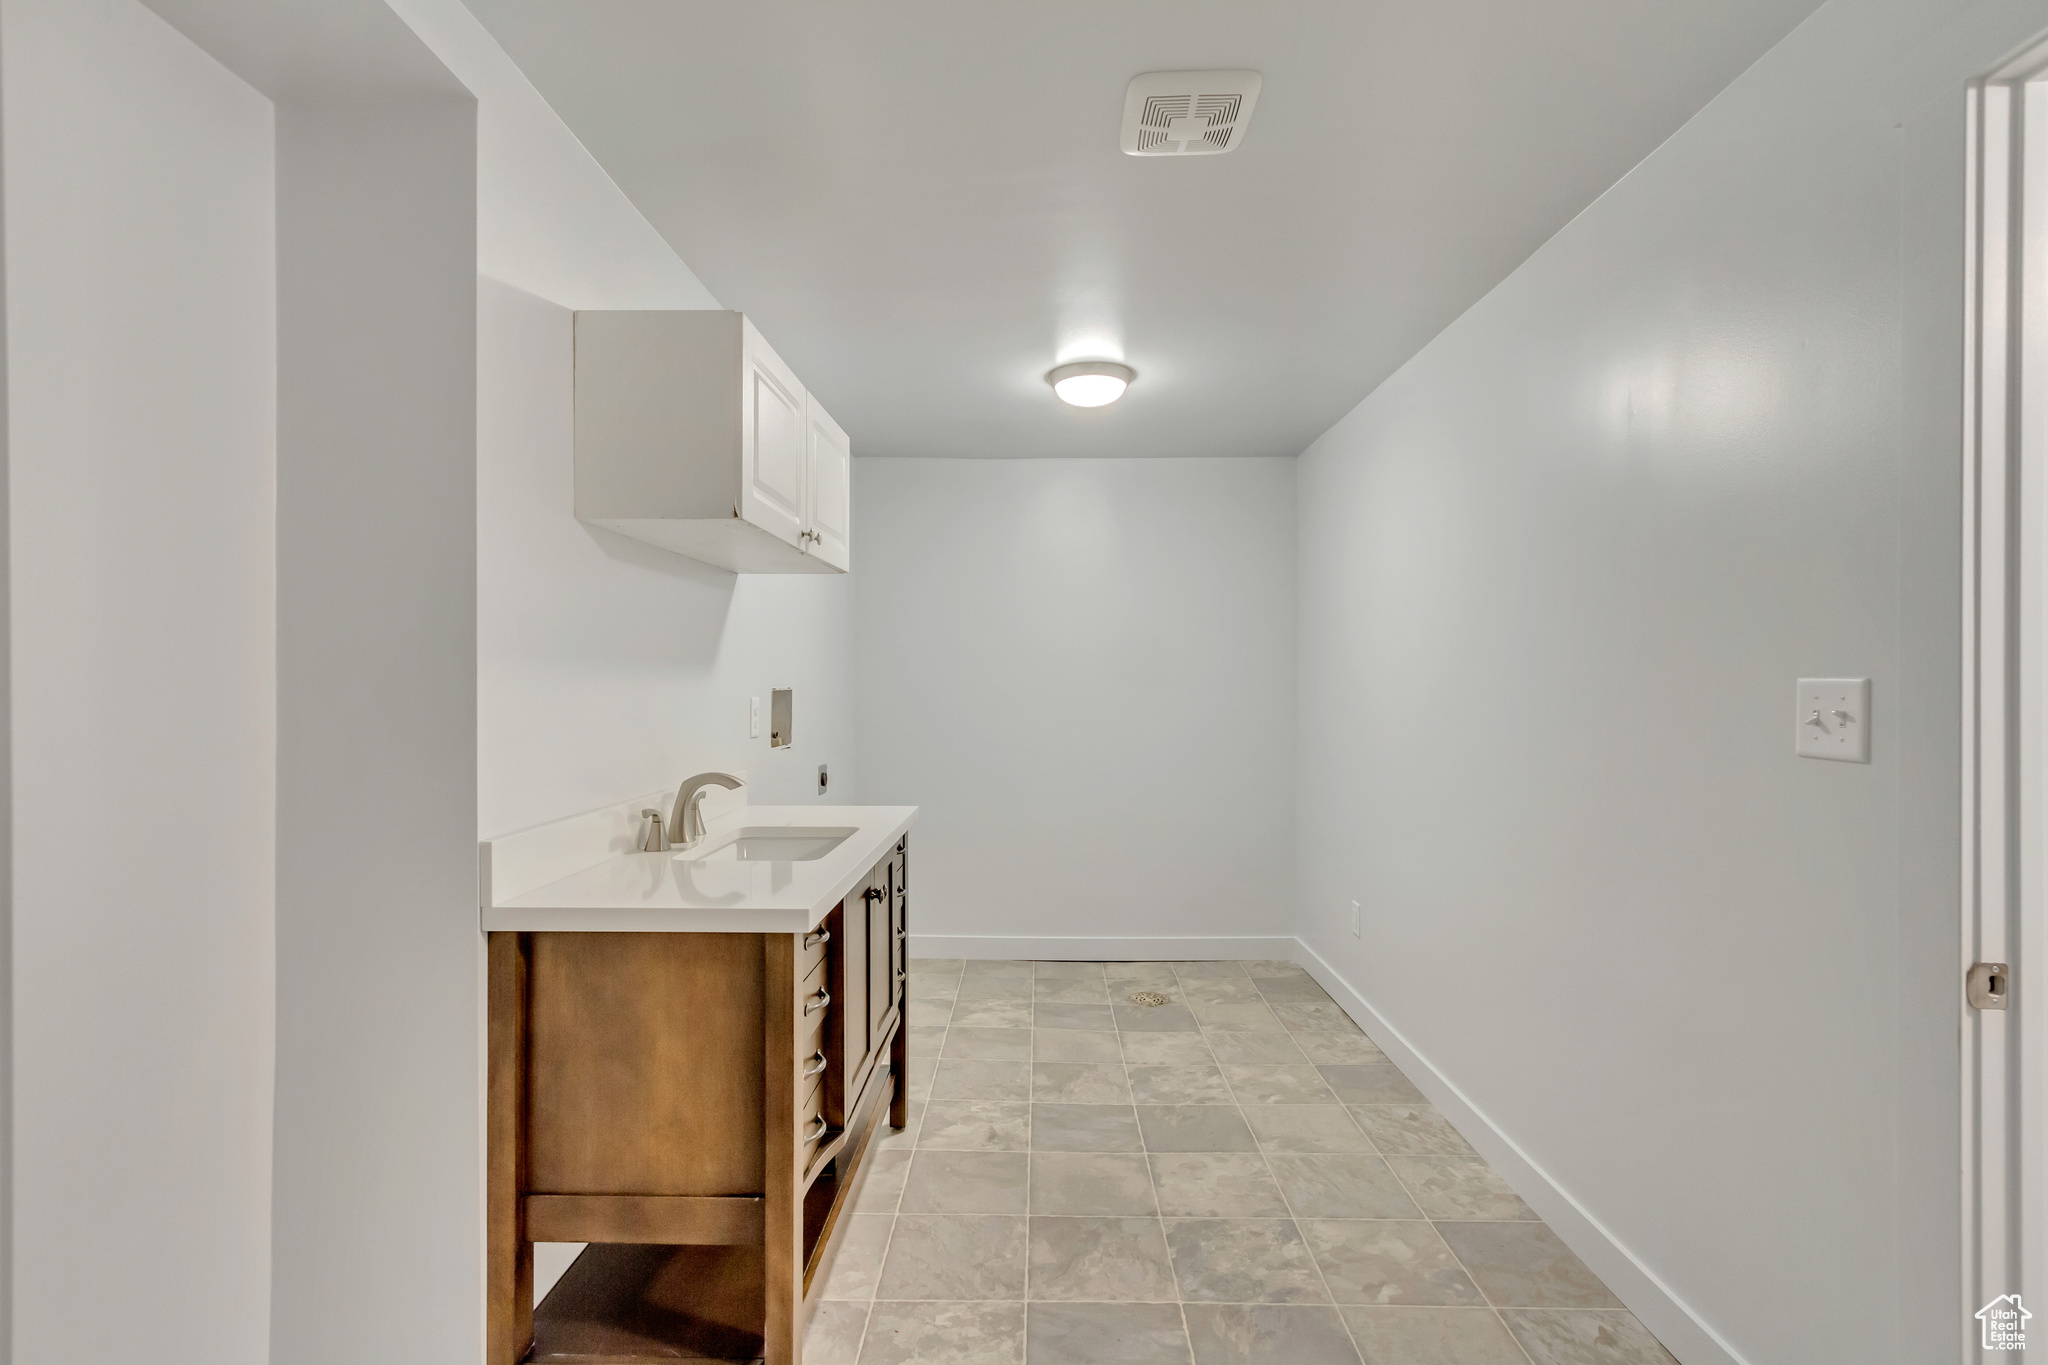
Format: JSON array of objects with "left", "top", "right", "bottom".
[{"left": 480, "top": 790, "right": 917, "bottom": 934}]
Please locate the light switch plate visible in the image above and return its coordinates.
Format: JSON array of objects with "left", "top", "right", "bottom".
[
  {"left": 749, "top": 695, "right": 761, "bottom": 739},
  {"left": 1796, "top": 678, "right": 1870, "bottom": 762}
]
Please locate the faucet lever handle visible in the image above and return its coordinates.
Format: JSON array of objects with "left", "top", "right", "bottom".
[{"left": 638, "top": 808, "right": 671, "bottom": 853}]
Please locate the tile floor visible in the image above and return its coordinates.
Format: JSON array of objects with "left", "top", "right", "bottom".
[{"left": 804, "top": 958, "right": 1677, "bottom": 1365}]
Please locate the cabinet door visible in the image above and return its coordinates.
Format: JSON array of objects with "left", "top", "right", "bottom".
[
  {"left": 740, "top": 320, "right": 807, "bottom": 550},
  {"left": 828, "top": 894, "right": 868, "bottom": 1124},
  {"left": 866, "top": 872, "right": 893, "bottom": 1046},
  {"left": 803, "top": 398, "right": 851, "bottom": 571}
]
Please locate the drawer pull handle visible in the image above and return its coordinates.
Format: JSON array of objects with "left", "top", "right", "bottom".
[
  {"left": 803, "top": 1051, "right": 827, "bottom": 1078},
  {"left": 805, "top": 989, "right": 831, "bottom": 1015},
  {"left": 804, "top": 1116, "right": 828, "bottom": 1141},
  {"left": 895, "top": 928, "right": 907, "bottom": 941},
  {"left": 895, "top": 969, "right": 906, "bottom": 983},
  {"left": 804, "top": 929, "right": 830, "bottom": 949}
]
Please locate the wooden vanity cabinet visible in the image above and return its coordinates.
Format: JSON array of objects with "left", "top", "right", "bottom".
[{"left": 487, "top": 837, "right": 910, "bottom": 1365}]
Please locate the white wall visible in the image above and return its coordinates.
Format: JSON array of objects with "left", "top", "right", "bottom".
[
  {"left": 3, "top": 1, "right": 275, "bottom": 1358},
  {"left": 855, "top": 457, "right": 1294, "bottom": 954},
  {"left": 1291, "top": 1, "right": 2047, "bottom": 1362},
  {"left": 269, "top": 91, "right": 480, "bottom": 1364}
]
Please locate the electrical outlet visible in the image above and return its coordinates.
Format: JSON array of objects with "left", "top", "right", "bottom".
[
  {"left": 1351, "top": 899, "right": 1362, "bottom": 937},
  {"left": 749, "top": 695, "right": 761, "bottom": 739}
]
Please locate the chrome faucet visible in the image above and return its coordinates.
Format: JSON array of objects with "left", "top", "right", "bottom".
[{"left": 671, "top": 771, "right": 744, "bottom": 847}]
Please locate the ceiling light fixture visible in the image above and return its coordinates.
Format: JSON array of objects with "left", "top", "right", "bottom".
[{"left": 1047, "top": 360, "right": 1135, "bottom": 408}]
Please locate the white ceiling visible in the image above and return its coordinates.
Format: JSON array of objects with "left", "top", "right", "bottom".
[{"left": 465, "top": 0, "right": 1821, "bottom": 459}]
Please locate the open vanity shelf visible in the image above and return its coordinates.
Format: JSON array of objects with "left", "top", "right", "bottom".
[{"left": 487, "top": 836, "right": 910, "bottom": 1365}]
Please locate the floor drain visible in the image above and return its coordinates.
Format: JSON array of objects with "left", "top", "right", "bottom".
[{"left": 1127, "top": 991, "right": 1170, "bottom": 1007}]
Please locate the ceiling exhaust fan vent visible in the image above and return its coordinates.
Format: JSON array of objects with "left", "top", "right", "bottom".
[{"left": 1120, "top": 70, "right": 1263, "bottom": 156}]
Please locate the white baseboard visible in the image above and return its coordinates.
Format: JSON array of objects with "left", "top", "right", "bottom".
[
  {"left": 908, "top": 933, "right": 1298, "bottom": 962},
  {"left": 1293, "top": 938, "right": 1748, "bottom": 1365}
]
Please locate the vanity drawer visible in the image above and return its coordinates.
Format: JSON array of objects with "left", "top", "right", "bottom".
[
  {"left": 800, "top": 958, "right": 830, "bottom": 1026},
  {"left": 800, "top": 923, "right": 830, "bottom": 979},
  {"left": 797, "top": 1074, "right": 828, "bottom": 1166},
  {"left": 798, "top": 1007, "right": 827, "bottom": 1080}
]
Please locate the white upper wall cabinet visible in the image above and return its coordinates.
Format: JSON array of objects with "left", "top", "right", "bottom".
[{"left": 575, "top": 310, "right": 850, "bottom": 573}]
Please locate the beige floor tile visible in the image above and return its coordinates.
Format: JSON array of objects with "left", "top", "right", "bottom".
[
  {"left": 1033, "top": 1062, "right": 1133, "bottom": 1104},
  {"left": 904, "top": 1052, "right": 939, "bottom": 1100},
  {"left": 1104, "top": 962, "right": 1181, "bottom": 984},
  {"left": 1300, "top": 1220, "right": 1485, "bottom": 1306},
  {"left": 1037, "top": 1002, "right": 1117, "bottom": 1031},
  {"left": 820, "top": 1213, "right": 893, "bottom": 1300},
  {"left": 1037, "top": 976, "right": 1111, "bottom": 1003},
  {"left": 1347, "top": 1105, "right": 1475, "bottom": 1156},
  {"left": 1164, "top": 1218, "right": 1331, "bottom": 1303},
  {"left": 1275, "top": 1001, "right": 1367, "bottom": 1035},
  {"left": 920, "top": 1099, "right": 1030, "bottom": 1151},
  {"left": 1173, "top": 961, "right": 1249, "bottom": 978},
  {"left": 1178, "top": 978, "right": 1264, "bottom": 1004},
  {"left": 957, "top": 978, "right": 1036, "bottom": 1006},
  {"left": 1030, "top": 1152, "right": 1159, "bottom": 1216},
  {"left": 1385, "top": 1156, "right": 1537, "bottom": 1220},
  {"left": 1498, "top": 1308, "right": 1679, "bottom": 1364},
  {"left": 1034, "top": 1029, "right": 1122, "bottom": 1062},
  {"left": 912, "top": 976, "right": 961, "bottom": 1003},
  {"left": 964, "top": 959, "right": 1035, "bottom": 977},
  {"left": 1183, "top": 1303, "right": 1362, "bottom": 1365},
  {"left": 1036, "top": 960, "right": 1106, "bottom": 979},
  {"left": 1434, "top": 1223, "right": 1624, "bottom": 1309},
  {"left": 1268, "top": 1154, "right": 1423, "bottom": 1219},
  {"left": 1108, "top": 980, "right": 1179, "bottom": 1006},
  {"left": 1028, "top": 1215, "right": 1177, "bottom": 1301},
  {"left": 1317, "top": 1065, "right": 1426, "bottom": 1105},
  {"left": 1148, "top": 1150, "right": 1290, "bottom": 1217},
  {"left": 1190, "top": 1001, "right": 1288, "bottom": 1032},
  {"left": 1294, "top": 1034, "right": 1385, "bottom": 1066},
  {"left": 1243, "top": 960, "right": 1310, "bottom": 978},
  {"left": 1246, "top": 1105, "right": 1374, "bottom": 1154},
  {"left": 878, "top": 1098, "right": 925, "bottom": 1150},
  {"left": 1251, "top": 975, "right": 1335, "bottom": 1004},
  {"left": 909, "top": 998, "right": 957, "bottom": 1028},
  {"left": 1114, "top": 1003, "right": 1202, "bottom": 1032},
  {"left": 803, "top": 1299, "right": 870, "bottom": 1365},
  {"left": 1120, "top": 1031, "right": 1214, "bottom": 1064},
  {"left": 946, "top": 1027, "right": 1033, "bottom": 1060},
  {"left": 899, "top": 1150, "right": 1030, "bottom": 1214},
  {"left": 877, "top": 1214, "right": 1027, "bottom": 1299},
  {"left": 933, "top": 1058, "right": 1031, "bottom": 1101},
  {"left": 911, "top": 957, "right": 967, "bottom": 975},
  {"left": 855, "top": 1148, "right": 913, "bottom": 1212},
  {"left": 1026, "top": 1302, "right": 1190, "bottom": 1365},
  {"left": 1343, "top": 1306, "right": 1529, "bottom": 1364},
  {"left": 1135, "top": 1104, "right": 1259, "bottom": 1152},
  {"left": 1033, "top": 1103, "right": 1145, "bottom": 1152},
  {"left": 1223, "top": 1064, "right": 1339, "bottom": 1104},
  {"left": 952, "top": 999, "right": 1036, "bottom": 1029},
  {"left": 861, "top": 1300, "right": 1026, "bottom": 1365},
  {"left": 1127, "top": 1063, "right": 1233, "bottom": 1104},
  {"left": 1206, "top": 1031, "right": 1310, "bottom": 1064},
  {"left": 908, "top": 1023, "right": 950, "bottom": 1050}
]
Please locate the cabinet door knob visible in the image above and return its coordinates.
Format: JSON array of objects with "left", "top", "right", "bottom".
[
  {"left": 863, "top": 886, "right": 885, "bottom": 903},
  {"left": 804, "top": 929, "right": 830, "bottom": 948},
  {"left": 803, "top": 1051, "right": 827, "bottom": 1078},
  {"left": 805, "top": 989, "right": 831, "bottom": 1015},
  {"left": 804, "top": 1116, "right": 828, "bottom": 1141}
]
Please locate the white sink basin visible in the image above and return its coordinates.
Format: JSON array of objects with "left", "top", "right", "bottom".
[{"left": 677, "top": 826, "right": 858, "bottom": 863}]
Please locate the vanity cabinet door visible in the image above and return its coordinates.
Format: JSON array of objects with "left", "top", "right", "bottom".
[
  {"left": 826, "top": 895, "right": 868, "bottom": 1126},
  {"left": 866, "top": 875, "right": 893, "bottom": 1046}
]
